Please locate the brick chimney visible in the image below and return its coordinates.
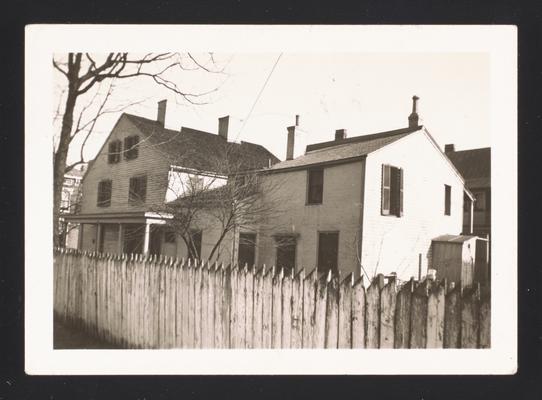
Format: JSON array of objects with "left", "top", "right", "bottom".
[
  {"left": 335, "top": 129, "right": 347, "bottom": 141},
  {"left": 444, "top": 144, "right": 455, "bottom": 153},
  {"left": 157, "top": 99, "right": 167, "bottom": 126},
  {"left": 218, "top": 116, "right": 229, "bottom": 141},
  {"left": 286, "top": 115, "right": 301, "bottom": 160},
  {"left": 408, "top": 95, "right": 420, "bottom": 128}
]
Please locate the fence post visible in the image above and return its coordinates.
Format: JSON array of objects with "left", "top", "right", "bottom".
[
  {"left": 325, "top": 273, "right": 339, "bottom": 349},
  {"left": 366, "top": 274, "right": 385, "bottom": 348},
  {"left": 410, "top": 279, "right": 429, "bottom": 349},
  {"left": 479, "top": 286, "right": 491, "bottom": 348},
  {"left": 426, "top": 279, "right": 446, "bottom": 348},
  {"left": 443, "top": 282, "right": 461, "bottom": 348},
  {"left": 245, "top": 265, "right": 255, "bottom": 349},
  {"left": 313, "top": 271, "right": 329, "bottom": 348},
  {"left": 302, "top": 269, "right": 317, "bottom": 348},
  {"left": 351, "top": 275, "right": 366, "bottom": 348},
  {"left": 461, "top": 283, "right": 481, "bottom": 348},
  {"left": 271, "top": 268, "right": 283, "bottom": 349},
  {"left": 290, "top": 269, "right": 304, "bottom": 348},
  {"left": 262, "top": 266, "right": 273, "bottom": 348},
  {"left": 394, "top": 278, "right": 414, "bottom": 348},
  {"left": 379, "top": 274, "right": 397, "bottom": 348},
  {"left": 281, "top": 270, "right": 293, "bottom": 349},
  {"left": 252, "top": 267, "right": 264, "bottom": 348},
  {"left": 338, "top": 273, "right": 353, "bottom": 349}
]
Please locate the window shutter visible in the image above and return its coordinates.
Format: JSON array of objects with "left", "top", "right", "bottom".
[
  {"left": 399, "top": 168, "right": 404, "bottom": 216},
  {"left": 381, "top": 164, "right": 391, "bottom": 215}
]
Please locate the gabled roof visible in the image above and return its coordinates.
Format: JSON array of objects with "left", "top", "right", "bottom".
[
  {"left": 446, "top": 147, "right": 491, "bottom": 189},
  {"left": 123, "top": 114, "right": 280, "bottom": 173},
  {"left": 268, "top": 126, "right": 422, "bottom": 172}
]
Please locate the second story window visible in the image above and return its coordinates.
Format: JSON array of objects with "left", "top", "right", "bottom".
[
  {"left": 129, "top": 175, "right": 147, "bottom": 204},
  {"left": 381, "top": 164, "right": 404, "bottom": 217},
  {"left": 307, "top": 168, "right": 324, "bottom": 204},
  {"left": 108, "top": 140, "right": 122, "bottom": 164},
  {"left": 97, "top": 179, "right": 112, "bottom": 207},
  {"left": 124, "top": 135, "right": 140, "bottom": 160},
  {"left": 444, "top": 184, "right": 451, "bottom": 215}
]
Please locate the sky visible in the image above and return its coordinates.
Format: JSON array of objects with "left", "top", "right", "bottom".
[{"left": 57, "top": 52, "right": 490, "bottom": 165}]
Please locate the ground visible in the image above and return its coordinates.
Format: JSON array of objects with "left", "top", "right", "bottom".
[{"left": 54, "top": 317, "right": 120, "bottom": 349}]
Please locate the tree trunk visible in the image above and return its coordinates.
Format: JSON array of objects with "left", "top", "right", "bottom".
[{"left": 53, "top": 85, "right": 78, "bottom": 247}]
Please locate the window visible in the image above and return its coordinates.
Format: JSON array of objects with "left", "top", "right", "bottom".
[
  {"left": 129, "top": 175, "right": 147, "bottom": 204},
  {"left": 97, "top": 180, "right": 112, "bottom": 207},
  {"left": 108, "top": 140, "right": 122, "bottom": 164},
  {"left": 444, "top": 184, "right": 451, "bottom": 215},
  {"left": 64, "top": 178, "right": 74, "bottom": 187},
  {"left": 318, "top": 232, "right": 339, "bottom": 275},
  {"left": 164, "top": 228, "right": 176, "bottom": 244},
  {"left": 61, "top": 190, "right": 71, "bottom": 211},
  {"left": 124, "top": 135, "right": 140, "bottom": 160},
  {"left": 307, "top": 169, "right": 324, "bottom": 204},
  {"left": 474, "top": 191, "right": 486, "bottom": 211},
  {"left": 188, "top": 230, "right": 202, "bottom": 261},
  {"left": 274, "top": 235, "right": 297, "bottom": 274},
  {"left": 381, "top": 164, "right": 403, "bottom": 216},
  {"left": 238, "top": 233, "right": 256, "bottom": 268}
]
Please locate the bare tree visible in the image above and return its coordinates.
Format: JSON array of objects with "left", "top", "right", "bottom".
[
  {"left": 154, "top": 143, "right": 283, "bottom": 265},
  {"left": 52, "top": 52, "right": 223, "bottom": 246}
]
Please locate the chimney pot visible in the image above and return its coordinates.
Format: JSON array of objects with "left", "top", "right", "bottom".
[
  {"left": 295, "top": 115, "right": 300, "bottom": 126},
  {"left": 157, "top": 99, "right": 167, "bottom": 126},
  {"left": 408, "top": 95, "right": 420, "bottom": 128},
  {"left": 444, "top": 144, "right": 455, "bottom": 153},
  {"left": 335, "top": 129, "right": 347, "bottom": 141},
  {"left": 218, "top": 116, "right": 229, "bottom": 141}
]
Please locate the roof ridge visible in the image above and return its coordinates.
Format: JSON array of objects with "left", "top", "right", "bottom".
[{"left": 305, "top": 125, "right": 422, "bottom": 153}]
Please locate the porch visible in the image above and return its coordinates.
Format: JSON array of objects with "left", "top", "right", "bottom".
[{"left": 64, "top": 211, "right": 177, "bottom": 257}]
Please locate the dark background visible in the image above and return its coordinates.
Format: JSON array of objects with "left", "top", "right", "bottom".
[{"left": 1, "top": 0, "right": 540, "bottom": 399}]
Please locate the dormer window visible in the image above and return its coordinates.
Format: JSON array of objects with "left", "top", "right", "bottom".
[
  {"left": 108, "top": 140, "right": 122, "bottom": 164},
  {"left": 124, "top": 135, "right": 140, "bottom": 160}
]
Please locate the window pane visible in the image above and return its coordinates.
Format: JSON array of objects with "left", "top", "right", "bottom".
[{"left": 275, "top": 236, "right": 296, "bottom": 274}]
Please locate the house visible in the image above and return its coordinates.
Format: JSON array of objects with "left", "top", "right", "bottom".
[
  {"left": 59, "top": 164, "right": 86, "bottom": 248},
  {"left": 244, "top": 96, "right": 474, "bottom": 281},
  {"left": 444, "top": 145, "right": 491, "bottom": 236},
  {"left": 65, "top": 100, "right": 279, "bottom": 259}
]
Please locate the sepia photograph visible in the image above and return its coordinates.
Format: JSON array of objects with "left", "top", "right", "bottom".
[{"left": 25, "top": 25, "right": 517, "bottom": 374}]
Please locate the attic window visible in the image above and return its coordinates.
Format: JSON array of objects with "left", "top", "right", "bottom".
[
  {"left": 381, "top": 164, "right": 403, "bottom": 217},
  {"left": 108, "top": 140, "right": 122, "bottom": 164},
  {"left": 97, "top": 179, "right": 112, "bottom": 207},
  {"left": 124, "top": 135, "right": 140, "bottom": 160},
  {"left": 129, "top": 175, "right": 147, "bottom": 204}
]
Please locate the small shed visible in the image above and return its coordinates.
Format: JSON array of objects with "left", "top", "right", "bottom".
[{"left": 431, "top": 234, "right": 478, "bottom": 289}]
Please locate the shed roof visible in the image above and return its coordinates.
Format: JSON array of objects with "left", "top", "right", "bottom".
[
  {"left": 432, "top": 234, "right": 478, "bottom": 243},
  {"left": 268, "top": 126, "right": 422, "bottom": 172},
  {"left": 124, "top": 113, "right": 280, "bottom": 173},
  {"left": 446, "top": 147, "right": 491, "bottom": 189}
]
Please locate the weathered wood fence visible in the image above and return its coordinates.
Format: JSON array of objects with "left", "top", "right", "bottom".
[{"left": 53, "top": 249, "right": 490, "bottom": 349}]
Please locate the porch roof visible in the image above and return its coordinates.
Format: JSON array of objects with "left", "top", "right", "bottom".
[{"left": 63, "top": 211, "right": 173, "bottom": 224}]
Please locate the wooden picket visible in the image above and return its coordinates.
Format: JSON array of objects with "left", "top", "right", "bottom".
[{"left": 53, "top": 249, "right": 492, "bottom": 349}]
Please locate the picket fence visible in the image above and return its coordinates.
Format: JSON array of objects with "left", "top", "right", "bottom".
[{"left": 53, "top": 248, "right": 491, "bottom": 349}]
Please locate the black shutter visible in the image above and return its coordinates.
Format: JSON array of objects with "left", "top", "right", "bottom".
[
  {"left": 399, "top": 168, "right": 404, "bottom": 216},
  {"left": 381, "top": 165, "right": 391, "bottom": 215}
]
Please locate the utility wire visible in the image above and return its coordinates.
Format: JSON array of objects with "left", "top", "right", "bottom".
[{"left": 233, "top": 53, "right": 283, "bottom": 142}]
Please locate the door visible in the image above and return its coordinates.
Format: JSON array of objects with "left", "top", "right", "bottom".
[
  {"left": 317, "top": 232, "right": 339, "bottom": 274},
  {"left": 238, "top": 233, "right": 256, "bottom": 267}
]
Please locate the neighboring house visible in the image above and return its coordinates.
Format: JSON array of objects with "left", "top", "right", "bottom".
[
  {"left": 444, "top": 146, "right": 491, "bottom": 236},
  {"left": 59, "top": 164, "right": 86, "bottom": 248},
  {"left": 246, "top": 96, "right": 474, "bottom": 280},
  {"left": 65, "top": 100, "right": 278, "bottom": 259}
]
